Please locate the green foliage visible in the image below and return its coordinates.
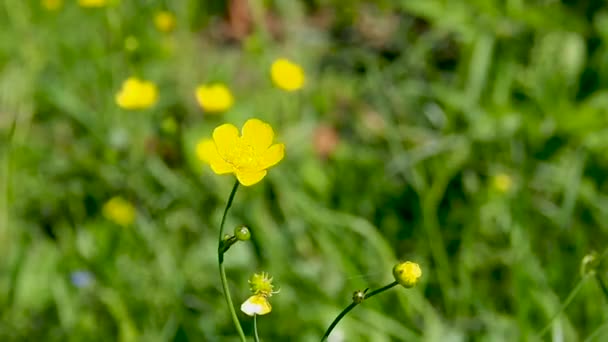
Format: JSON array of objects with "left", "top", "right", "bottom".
[{"left": 1, "top": 0, "right": 608, "bottom": 340}]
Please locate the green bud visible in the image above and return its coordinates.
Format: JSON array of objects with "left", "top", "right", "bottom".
[
  {"left": 234, "top": 225, "right": 251, "bottom": 241},
  {"left": 581, "top": 251, "right": 600, "bottom": 277},
  {"left": 352, "top": 289, "right": 367, "bottom": 304}
]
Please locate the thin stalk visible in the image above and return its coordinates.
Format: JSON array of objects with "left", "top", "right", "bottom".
[
  {"left": 537, "top": 274, "right": 591, "bottom": 338},
  {"left": 321, "top": 281, "right": 398, "bottom": 341},
  {"left": 217, "top": 181, "right": 245, "bottom": 341},
  {"left": 595, "top": 273, "right": 608, "bottom": 301},
  {"left": 583, "top": 320, "right": 608, "bottom": 342},
  {"left": 254, "top": 314, "right": 260, "bottom": 342}
]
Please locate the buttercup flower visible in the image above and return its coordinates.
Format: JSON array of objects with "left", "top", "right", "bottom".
[
  {"left": 42, "top": 0, "right": 63, "bottom": 11},
  {"left": 78, "top": 0, "right": 107, "bottom": 7},
  {"left": 203, "top": 119, "right": 284, "bottom": 186},
  {"left": 115, "top": 77, "right": 158, "bottom": 110},
  {"left": 154, "top": 11, "right": 176, "bottom": 33},
  {"left": 195, "top": 83, "right": 234, "bottom": 113},
  {"left": 103, "top": 196, "right": 136, "bottom": 227},
  {"left": 492, "top": 173, "right": 513, "bottom": 193},
  {"left": 195, "top": 138, "right": 215, "bottom": 164},
  {"left": 241, "top": 272, "right": 278, "bottom": 316},
  {"left": 392, "top": 261, "right": 422, "bottom": 288},
  {"left": 270, "top": 58, "right": 305, "bottom": 91}
]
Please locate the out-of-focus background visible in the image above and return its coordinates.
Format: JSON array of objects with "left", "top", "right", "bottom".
[{"left": 2, "top": 0, "right": 608, "bottom": 341}]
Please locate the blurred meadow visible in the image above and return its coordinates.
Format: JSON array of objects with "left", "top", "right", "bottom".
[{"left": 2, "top": 0, "right": 608, "bottom": 341}]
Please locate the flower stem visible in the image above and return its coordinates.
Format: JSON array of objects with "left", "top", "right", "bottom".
[
  {"left": 217, "top": 181, "right": 245, "bottom": 341},
  {"left": 321, "top": 281, "right": 398, "bottom": 341},
  {"left": 537, "top": 273, "right": 592, "bottom": 338},
  {"left": 253, "top": 314, "right": 260, "bottom": 342},
  {"left": 595, "top": 272, "right": 608, "bottom": 301}
]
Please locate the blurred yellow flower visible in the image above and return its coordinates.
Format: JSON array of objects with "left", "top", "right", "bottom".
[
  {"left": 115, "top": 77, "right": 158, "bottom": 110},
  {"left": 154, "top": 11, "right": 176, "bottom": 33},
  {"left": 195, "top": 84, "right": 234, "bottom": 113},
  {"left": 492, "top": 173, "right": 513, "bottom": 193},
  {"left": 41, "top": 0, "right": 63, "bottom": 11},
  {"left": 240, "top": 272, "right": 278, "bottom": 316},
  {"left": 203, "top": 119, "right": 284, "bottom": 186},
  {"left": 79, "top": 0, "right": 107, "bottom": 7},
  {"left": 103, "top": 197, "right": 135, "bottom": 227},
  {"left": 195, "top": 138, "right": 215, "bottom": 164},
  {"left": 392, "top": 261, "right": 422, "bottom": 288},
  {"left": 270, "top": 58, "right": 305, "bottom": 91},
  {"left": 241, "top": 294, "right": 272, "bottom": 316}
]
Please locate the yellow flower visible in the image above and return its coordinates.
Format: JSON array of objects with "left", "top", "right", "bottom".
[
  {"left": 240, "top": 272, "right": 278, "bottom": 316},
  {"left": 270, "top": 58, "right": 305, "bottom": 91},
  {"left": 103, "top": 197, "right": 135, "bottom": 227},
  {"left": 195, "top": 138, "right": 215, "bottom": 164},
  {"left": 41, "top": 0, "right": 63, "bottom": 11},
  {"left": 154, "top": 11, "right": 176, "bottom": 33},
  {"left": 78, "top": 0, "right": 107, "bottom": 7},
  {"left": 492, "top": 173, "right": 513, "bottom": 193},
  {"left": 392, "top": 261, "right": 422, "bottom": 288},
  {"left": 249, "top": 272, "right": 276, "bottom": 297},
  {"left": 204, "top": 119, "right": 284, "bottom": 186},
  {"left": 195, "top": 84, "right": 234, "bottom": 113},
  {"left": 115, "top": 77, "right": 158, "bottom": 110},
  {"left": 241, "top": 295, "right": 272, "bottom": 316}
]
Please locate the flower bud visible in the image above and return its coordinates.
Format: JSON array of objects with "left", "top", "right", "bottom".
[
  {"left": 234, "top": 225, "right": 251, "bottom": 241},
  {"left": 581, "top": 251, "right": 599, "bottom": 277},
  {"left": 352, "top": 289, "right": 367, "bottom": 304},
  {"left": 393, "top": 261, "right": 422, "bottom": 288}
]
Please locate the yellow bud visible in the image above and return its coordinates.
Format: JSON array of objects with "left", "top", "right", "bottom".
[{"left": 392, "top": 261, "right": 422, "bottom": 288}]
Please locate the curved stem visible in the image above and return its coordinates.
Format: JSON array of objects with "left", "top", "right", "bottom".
[
  {"left": 217, "top": 181, "right": 245, "bottom": 341},
  {"left": 254, "top": 314, "right": 260, "bottom": 342},
  {"left": 537, "top": 274, "right": 591, "bottom": 338},
  {"left": 321, "top": 281, "right": 398, "bottom": 341}
]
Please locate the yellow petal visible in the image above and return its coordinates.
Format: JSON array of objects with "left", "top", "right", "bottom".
[
  {"left": 196, "top": 139, "right": 233, "bottom": 174},
  {"left": 213, "top": 123, "right": 239, "bottom": 158},
  {"left": 195, "top": 139, "right": 216, "bottom": 164},
  {"left": 236, "top": 169, "right": 267, "bottom": 186},
  {"left": 210, "top": 159, "right": 233, "bottom": 174},
  {"left": 260, "top": 143, "right": 285, "bottom": 169},
  {"left": 240, "top": 295, "right": 272, "bottom": 316},
  {"left": 241, "top": 119, "right": 274, "bottom": 153}
]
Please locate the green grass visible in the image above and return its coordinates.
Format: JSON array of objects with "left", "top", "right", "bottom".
[{"left": 2, "top": 0, "right": 608, "bottom": 341}]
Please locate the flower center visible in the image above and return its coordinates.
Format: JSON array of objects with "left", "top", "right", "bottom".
[{"left": 224, "top": 139, "right": 260, "bottom": 170}]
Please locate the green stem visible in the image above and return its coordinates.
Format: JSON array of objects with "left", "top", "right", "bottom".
[
  {"left": 254, "top": 314, "right": 260, "bottom": 342},
  {"left": 217, "top": 181, "right": 245, "bottom": 341},
  {"left": 595, "top": 273, "right": 608, "bottom": 302},
  {"left": 321, "top": 281, "right": 398, "bottom": 341},
  {"left": 537, "top": 274, "right": 591, "bottom": 338}
]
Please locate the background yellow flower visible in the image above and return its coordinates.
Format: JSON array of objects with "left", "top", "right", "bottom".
[
  {"left": 205, "top": 119, "right": 284, "bottom": 186},
  {"left": 115, "top": 77, "right": 158, "bottom": 110},
  {"left": 78, "top": 0, "right": 107, "bottom": 7},
  {"left": 103, "top": 197, "right": 136, "bottom": 227},
  {"left": 154, "top": 11, "right": 176, "bottom": 33},
  {"left": 270, "top": 58, "right": 305, "bottom": 91},
  {"left": 195, "top": 138, "right": 215, "bottom": 164},
  {"left": 41, "top": 0, "right": 63, "bottom": 11},
  {"left": 195, "top": 83, "right": 234, "bottom": 113}
]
